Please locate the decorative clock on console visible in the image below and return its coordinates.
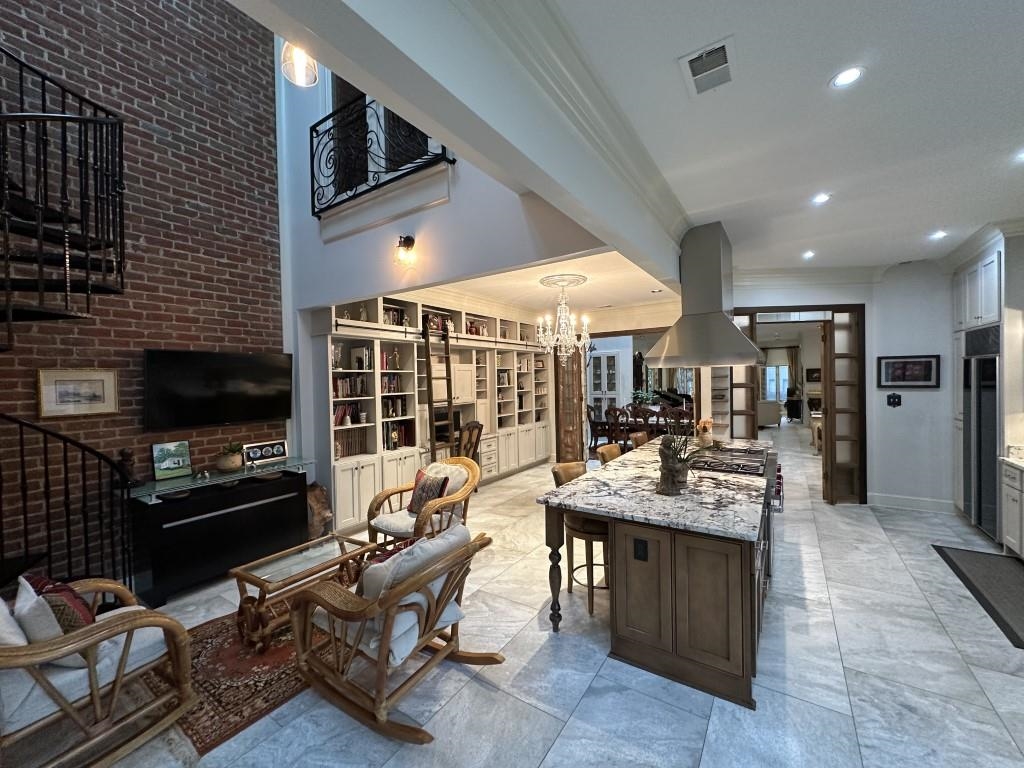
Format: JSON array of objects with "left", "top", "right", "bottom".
[{"left": 242, "top": 439, "right": 287, "bottom": 466}]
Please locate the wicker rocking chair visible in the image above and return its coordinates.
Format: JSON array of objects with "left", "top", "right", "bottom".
[
  {"left": 290, "top": 526, "right": 502, "bottom": 744},
  {"left": 0, "top": 579, "right": 194, "bottom": 768}
]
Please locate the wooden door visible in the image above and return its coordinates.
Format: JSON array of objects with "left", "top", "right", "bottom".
[
  {"left": 555, "top": 348, "right": 584, "bottom": 461},
  {"left": 823, "top": 311, "right": 864, "bottom": 504}
]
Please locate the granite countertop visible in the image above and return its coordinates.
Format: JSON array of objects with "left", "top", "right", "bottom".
[
  {"left": 999, "top": 456, "right": 1024, "bottom": 471},
  {"left": 536, "top": 437, "right": 775, "bottom": 542}
]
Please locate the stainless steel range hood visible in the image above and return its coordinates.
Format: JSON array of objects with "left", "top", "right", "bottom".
[{"left": 645, "top": 222, "right": 762, "bottom": 368}]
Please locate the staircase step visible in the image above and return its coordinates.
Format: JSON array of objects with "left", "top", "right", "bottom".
[
  {"left": 6, "top": 303, "right": 94, "bottom": 322},
  {"left": 5, "top": 248, "right": 118, "bottom": 274},
  {"left": 6, "top": 216, "right": 112, "bottom": 251},
  {"left": 0, "top": 553, "right": 47, "bottom": 588},
  {"left": 4, "top": 192, "right": 82, "bottom": 225},
  {"left": 6, "top": 278, "right": 123, "bottom": 295}
]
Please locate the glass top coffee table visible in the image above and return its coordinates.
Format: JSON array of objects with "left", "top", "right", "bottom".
[{"left": 230, "top": 533, "right": 377, "bottom": 652}]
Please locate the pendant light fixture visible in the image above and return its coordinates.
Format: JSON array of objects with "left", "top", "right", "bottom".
[
  {"left": 537, "top": 274, "right": 591, "bottom": 366},
  {"left": 281, "top": 41, "right": 319, "bottom": 88}
]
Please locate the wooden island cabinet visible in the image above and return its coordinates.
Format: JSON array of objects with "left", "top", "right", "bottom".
[{"left": 539, "top": 437, "right": 775, "bottom": 708}]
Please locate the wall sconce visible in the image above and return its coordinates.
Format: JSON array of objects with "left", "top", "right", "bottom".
[
  {"left": 396, "top": 235, "right": 416, "bottom": 267},
  {"left": 281, "top": 41, "right": 319, "bottom": 87}
]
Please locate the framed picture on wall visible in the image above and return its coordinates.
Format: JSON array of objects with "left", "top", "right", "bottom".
[
  {"left": 877, "top": 355, "right": 940, "bottom": 388},
  {"left": 805, "top": 368, "right": 822, "bottom": 383},
  {"left": 38, "top": 368, "right": 119, "bottom": 418}
]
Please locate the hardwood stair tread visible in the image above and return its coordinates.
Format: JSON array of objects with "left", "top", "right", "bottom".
[
  {"left": 5, "top": 248, "right": 118, "bottom": 274},
  {"left": 5, "top": 277, "right": 123, "bottom": 295},
  {"left": 5, "top": 303, "right": 94, "bottom": 322},
  {"left": 6, "top": 215, "right": 113, "bottom": 251}
]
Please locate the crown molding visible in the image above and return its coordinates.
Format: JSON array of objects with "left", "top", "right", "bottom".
[
  {"left": 940, "top": 224, "right": 1005, "bottom": 273},
  {"left": 451, "top": 0, "right": 689, "bottom": 244},
  {"left": 995, "top": 217, "right": 1024, "bottom": 238}
]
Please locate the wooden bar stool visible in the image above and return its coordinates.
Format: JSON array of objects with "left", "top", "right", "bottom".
[{"left": 551, "top": 462, "right": 609, "bottom": 615}]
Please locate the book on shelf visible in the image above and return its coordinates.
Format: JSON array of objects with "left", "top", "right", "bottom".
[
  {"left": 333, "top": 374, "right": 367, "bottom": 398},
  {"left": 380, "top": 372, "right": 402, "bottom": 393},
  {"left": 383, "top": 423, "right": 413, "bottom": 451},
  {"left": 350, "top": 346, "right": 372, "bottom": 371},
  {"left": 381, "top": 306, "right": 406, "bottom": 326},
  {"left": 333, "top": 403, "right": 366, "bottom": 426},
  {"left": 334, "top": 429, "right": 367, "bottom": 459}
]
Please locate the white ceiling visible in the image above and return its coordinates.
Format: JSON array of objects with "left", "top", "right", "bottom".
[
  {"left": 438, "top": 250, "right": 672, "bottom": 314},
  {"left": 551, "top": 0, "right": 1024, "bottom": 269}
]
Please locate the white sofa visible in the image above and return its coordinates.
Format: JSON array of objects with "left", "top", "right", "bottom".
[{"left": 757, "top": 400, "right": 782, "bottom": 428}]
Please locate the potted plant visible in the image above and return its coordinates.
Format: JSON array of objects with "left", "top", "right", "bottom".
[
  {"left": 632, "top": 389, "right": 653, "bottom": 405},
  {"left": 656, "top": 433, "right": 708, "bottom": 495},
  {"left": 215, "top": 441, "right": 244, "bottom": 472}
]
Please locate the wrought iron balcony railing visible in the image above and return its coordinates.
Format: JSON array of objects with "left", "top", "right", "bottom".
[{"left": 310, "top": 95, "right": 453, "bottom": 218}]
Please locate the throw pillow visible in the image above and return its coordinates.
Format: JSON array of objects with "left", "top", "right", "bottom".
[
  {"left": 0, "top": 600, "right": 27, "bottom": 647},
  {"left": 13, "top": 576, "right": 92, "bottom": 668},
  {"left": 369, "top": 537, "right": 417, "bottom": 565},
  {"left": 406, "top": 469, "right": 449, "bottom": 515}
]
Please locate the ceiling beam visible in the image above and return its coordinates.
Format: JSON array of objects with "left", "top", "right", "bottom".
[{"left": 231, "top": 0, "right": 684, "bottom": 287}]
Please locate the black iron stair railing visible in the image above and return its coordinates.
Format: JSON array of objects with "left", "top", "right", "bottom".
[
  {"left": 0, "top": 413, "right": 130, "bottom": 590},
  {"left": 310, "top": 94, "right": 453, "bottom": 218},
  {"left": 0, "top": 45, "right": 126, "bottom": 351}
]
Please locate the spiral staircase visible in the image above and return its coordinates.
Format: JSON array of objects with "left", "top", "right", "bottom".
[{"left": 0, "top": 44, "right": 126, "bottom": 351}]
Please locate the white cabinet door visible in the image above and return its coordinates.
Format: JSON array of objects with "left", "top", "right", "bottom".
[
  {"left": 518, "top": 425, "right": 536, "bottom": 465},
  {"left": 452, "top": 364, "right": 475, "bottom": 404},
  {"left": 498, "top": 429, "right": 518, "bottom": 474},
  {"left": 979, "top": 250, "right": 1001, "bottom": 326},
  {"left": 355, "top": 457, "right": 380, "bottom": 522},
  {"left": 535, "top": 422, "right": 550, "bottom": 460},
  {"left": 965, "top": 264, "right": 981, "bottom": 328},
  {"left": 1002, "top": 482, "right": 1022, "bottom": 554},
  {"left": 380, "top": 452, "right": 404, "bottom": 491},
  {"left": 953, "top": 272, "right": 966, "bottom": 331},
  {"left": 953, "top": 420, "right": 964, "bottom": 512},
  {"left": 333, "top": 462, "right": 359, "bottom": 527}
]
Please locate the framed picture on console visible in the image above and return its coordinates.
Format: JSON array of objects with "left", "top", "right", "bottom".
[
  {"left": 38, "top": 368, "right": 119, "bottom": 418},
  {"left": 877, "top": 355, "right": 940, "bottom": 388},
  {"left": 151, "top": 440, "right": 193, "bottom": 480}
]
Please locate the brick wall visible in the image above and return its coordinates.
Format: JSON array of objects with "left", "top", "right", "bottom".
[{"left": 0, "top": 0, "right": 284, "bottom": 479}]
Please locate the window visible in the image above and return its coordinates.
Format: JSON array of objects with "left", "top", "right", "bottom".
[{"left": 761, "top": 365, "right": 789, "bottom": 401}]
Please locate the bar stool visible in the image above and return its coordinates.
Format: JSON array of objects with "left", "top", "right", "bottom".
[
  {"left": 629, "top": 431, "right": 649, "bottom": 448},
  {"left": 596, "top": 443, "right": 621, "bottom": 465},
  {"left": 551, "top": 462, "right": 609, "bottom": 615}
]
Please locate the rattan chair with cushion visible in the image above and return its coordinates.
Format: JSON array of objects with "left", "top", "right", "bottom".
[
  {"left": 596, "top": 443, "right": 621, "bottom": 465},
  {"left": 290, "top": 525, "right": 503, "bottom": 744},
  {"left": 367, "top": 457, "right": 480, "bottom": 544},
  {"left": 0, "top": 578, "right": 194, "bottom": 768},
  {"left": 551, "top": 463, "right": 609, "bottom": 615}
]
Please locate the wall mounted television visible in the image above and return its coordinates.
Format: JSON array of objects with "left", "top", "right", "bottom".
[{"left": 143, "top": 349, "right": 293, "bottom": 431}]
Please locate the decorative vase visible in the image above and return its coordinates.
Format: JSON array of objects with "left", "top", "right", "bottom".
[
  {"left": 697, "top": 430, "right": 713, "bottom": 449},
  {"left": 216, "top": 452, "right": 243, "bottom": 473},
  {"left": 656, "top": 437, "right": 689, "bottom": 495}
]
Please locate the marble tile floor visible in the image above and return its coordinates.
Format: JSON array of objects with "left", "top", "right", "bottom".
[{"left": 114, "top": 420, "right": 1024, "bottom": 767}]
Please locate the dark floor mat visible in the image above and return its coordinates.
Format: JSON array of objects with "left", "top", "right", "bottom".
[{"left": 934, "top": 545, "right": 1024, "bottom": 648}]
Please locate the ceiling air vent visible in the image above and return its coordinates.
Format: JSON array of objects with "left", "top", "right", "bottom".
[{"left": 688, "top": 44, "right": 731, "bottom": 94}]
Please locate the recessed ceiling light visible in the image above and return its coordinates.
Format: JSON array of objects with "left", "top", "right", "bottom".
[
  {"left": 929, "top": 230, "right": 948, "bottom": 241},
  {"left": 1015, "top": 150, "right": 1024, "bottom": 164},
  {"left": 650, "top": 289, "right": 663, "bottom": 293},
  {"left": 812, "top": 192, "right": 831, "bottom": 206},
  {"left": 830, "top": 67, "right": 864, "bottom": 89},
  {"left": 802, "top": 250, "right": 815, "bottom": 260}
]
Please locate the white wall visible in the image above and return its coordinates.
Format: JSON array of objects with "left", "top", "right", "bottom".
[{"left": 736, "top": 264, "right": 956, "bottom": 513}]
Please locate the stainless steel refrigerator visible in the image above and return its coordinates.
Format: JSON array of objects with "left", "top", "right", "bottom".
[{"left": 963, "top": 326, "right": 1000, "bottom": 538}]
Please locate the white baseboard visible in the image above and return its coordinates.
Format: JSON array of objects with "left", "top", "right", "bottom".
[{"left": 867, "top": 493, "right": 955, "bottom": 515}]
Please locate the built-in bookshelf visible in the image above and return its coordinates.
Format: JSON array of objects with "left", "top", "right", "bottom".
[
  {"left": 710, "top": 366, "right": 732, "bottom": 440},
  {"left": 533, "top": 353, "right": 549, "bottom": 423}
]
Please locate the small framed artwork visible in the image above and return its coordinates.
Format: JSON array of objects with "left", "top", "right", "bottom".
[
  {"left": 151, "top": 440, "right": 193, "bottom": 480},
  {"left": 38, "top": 369, "right": 119, "bottom": 418},
  {"left": 805, "top": 368, "right": 822, "bottom": 383},
  {"left": 877, "top": 355, "right": 940, "bottom": 388}
]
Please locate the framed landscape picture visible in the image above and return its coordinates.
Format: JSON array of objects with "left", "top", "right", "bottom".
[
  {"left": 38, "top": 369, "right": 119, "bottom": 418},
  {"left": 877, "top": 355, "right": 940, "bottom": 388},
  {"left": 805, "top": 368, "right": 822, "bottom": 383},
  {"left": 151, "top": 440, "right": 193, "bottom": 480}
]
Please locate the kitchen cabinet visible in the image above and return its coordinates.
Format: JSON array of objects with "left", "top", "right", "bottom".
[
  {"left": 479, "top": 434, "right": 498, "bottom": 479},
  {"left": 1001, "top": 462, "right": 1022, "bottom": 555},
  {"left": 498, "top": 428, "right": 518, "bottom": 474},
  {"left": 956, "top": 250, "right": 1001, "bottom": 329},
  {"left": 333, "top": 456, "right": 380, "bottom": 528}
]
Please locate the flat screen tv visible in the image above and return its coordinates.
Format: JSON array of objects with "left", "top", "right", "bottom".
[{"left": 144, "top": 349, "right": 292, "bottom": 431}]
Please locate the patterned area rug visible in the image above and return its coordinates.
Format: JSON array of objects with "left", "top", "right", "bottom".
[{"left": 145, "top": 612, "right": 324, "bottom": 756}]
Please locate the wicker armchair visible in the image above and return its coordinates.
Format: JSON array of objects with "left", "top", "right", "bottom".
[
  {"left": 0, "top": 579, "right": 194, "bottom": 768},
  {"left": 290, "top": 527, "right": 503, "bottom": 744},
  {"left": 366, "top": 457, "right": 480, "bottom": 543}
]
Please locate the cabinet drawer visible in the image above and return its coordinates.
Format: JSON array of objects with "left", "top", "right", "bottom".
[
  {"left": 1002, "top": 464, "right": 1023, "bottom": 490},
  {"left": 482, "top": 463, "right": 498, "bottom": 479},
  {"left": 481, "top": 449, "right": 497, "bottom": 466}
]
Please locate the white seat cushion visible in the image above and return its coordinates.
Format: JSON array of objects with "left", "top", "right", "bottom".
[
  {"left": 369, "top": 509, "right": 458, "bottom": 537},
  {"left": 0, "top": 606, "right": 169, "bottom": 736},
  {"left": 423, "top": 463, "right": 470, "bottom": 517}
]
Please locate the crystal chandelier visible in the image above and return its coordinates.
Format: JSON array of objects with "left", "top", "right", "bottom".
[{"left": 536, "top": 275, "right": 591, "bottom": 366}]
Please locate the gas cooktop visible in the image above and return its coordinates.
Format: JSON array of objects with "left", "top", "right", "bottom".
[{"left": 688, "top": 448, "right": 767, "bottom": 476}]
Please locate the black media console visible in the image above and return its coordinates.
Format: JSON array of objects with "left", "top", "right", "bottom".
[{"left": 130, "top": 470, "right": 308, "bottom": 607}]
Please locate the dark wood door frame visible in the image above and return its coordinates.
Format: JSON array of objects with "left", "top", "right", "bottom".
[{"left": 735, "top": 304, "right": 867, "bottom": 504}]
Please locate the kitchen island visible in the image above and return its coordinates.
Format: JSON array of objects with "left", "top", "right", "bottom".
[{"left": 537, "top": 437, "right": 777, "bottom": 708}]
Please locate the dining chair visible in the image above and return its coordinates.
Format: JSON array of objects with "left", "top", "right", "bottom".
[{"left": 605, "top": 407, "right": 630, "bottom": 450}]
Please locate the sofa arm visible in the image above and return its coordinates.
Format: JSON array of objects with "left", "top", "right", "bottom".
[{"left": 0, "top": 609, "right": 190, "bottom": 672}]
